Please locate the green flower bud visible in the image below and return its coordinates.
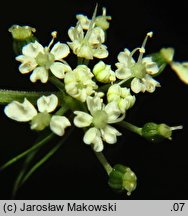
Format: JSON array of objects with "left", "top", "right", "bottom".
[
  {"left": 8, "top": 25, "right": 37, "bottom": 55},
  {"left": 108, "top": 164, "right": 137, "bottom": 196},
  {"left": 141, "top": 122, "right": 183, "bottom": 142}
]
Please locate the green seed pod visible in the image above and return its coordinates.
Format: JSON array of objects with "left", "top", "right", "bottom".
[
  {"left": 108, "top": 164, "right": 137, "bottom": 196},
  {"left": 8, "top": 25, "right": 37, "bottom": 55},
  {"left": 141, "top": 122, "right": 183, "bottom": 142}
]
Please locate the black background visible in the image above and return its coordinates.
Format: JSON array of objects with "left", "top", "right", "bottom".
[{"left": 0, "top": 0, "right": 188, "bottom": 200}]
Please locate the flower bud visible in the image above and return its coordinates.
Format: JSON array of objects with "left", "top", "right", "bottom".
[
  {"left": 141, "top": 122, "right": 183, "bottom": 142},
  {"left": 93, "top": 61, "right": 116, "bottom": 83},
  {"left": 108, "top": 164, "right": 137, "bottom": 196},
  {"left": 8, "top": 25, "right": 37, "bottom": 55}
]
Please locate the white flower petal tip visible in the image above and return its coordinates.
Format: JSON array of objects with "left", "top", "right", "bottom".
[
  {"left": 102, "top": 125, "right": 122, "bottom": 144},
  {"left": 4, "top": 98, "right": 37, "bottom": 122},
  {"left": 83, "top": 127, "right": 104, "bottom": 152},
  {"left": 30, "top": 67, "right": 48, "bottom": 83},
  {"left": 37, "top": 94, "right": 58, "bottom": 113},
  {"left": 50, "top": 62, "right": 71, "bottom": 79},
  {"left": 51, "top": 42, "right": 70, "bottom": 60},
  {"left": 50, "top": 116, "right": 71, "bottom": 136},
  {"left": 73, "top": 111, "right": 93, "bottom": 128}
]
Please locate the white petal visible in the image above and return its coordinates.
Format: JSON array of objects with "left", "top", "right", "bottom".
[
  {"left": 19, "top": 61, "right": 37, "bottom": 74},
  {"left": 104, "top": 101, "right": 121, "bottom": 123},
  {"left": 68, "top": 25, "right": 84, "bottom": 42},
  {"left": 4, "top": 98, "right": 37, "bottom": 122},
  {"left": 101, "top": 125, "right": 121, "bottom": 144},
  {"left": 92, "top": 138, "right": 104, "bottom": 152},
  {"left": 86, "top": 95, "right": 103, "bottom": 115},
  {"left": 83, "top": 127, "right": 104, "bottom": 151},
  {"left": 89, "top": 27, "right": 105, "bottom": 44},
  {"left": 16, "top": 55, "right": 37, "bottom": 74},
  {"left": 50, "top": 62, "right": 71, "bottom": 79},
  {"left": 50, "top": 115, "right": 71, "bottom": 136},
  {"left": 93, "top": 45, "right": 109, "bottom": 59},
  {"left": 30, "top": 67, "right": 48, "bottom": 83},
  {"left": 73, "top": 111, "right": 93, "bottom": 127},
  {"left": 22, "top": 41, "right": 44, "bottom": 58},
  {"left": 76, "top": 14, "right": 90, "bottom": 30},
  {"left": 117, "top": 49, "right": 131, "bottom": 65},
  {"left": 37, "top": 94, "right": 58, "bottom": 113},
  {"left": 50, "top": 42, "right": 70, "bottom": 60},
  {"left": 131, "top": 78, "right": 145, "bottom": 93},
  {"left": 115, "top": 67, "right": 132, "bottom": 80},
  {"left": 143, "top": 75, "right": 161, "bottom": 93}
]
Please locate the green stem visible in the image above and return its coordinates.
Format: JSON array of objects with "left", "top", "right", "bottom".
[
  {"left": 19, "top": 143, "right": 62, "bottom": 190},
  {"left": 12, "top": 149, "right": 38, "bottom": 198},
  {"left": 49, "top": 76, "right": 65, "bottom": 92},
  {"left": 94, "top": 152, "right": 112, "bottom": 175},
  {"left": 13, "top": 125, "right": 75, "bottom": 196},
  {"left": 83, "top": 58, "right": 89, "bottom": 66},
  {"left": 117, "top": 121, "right": 142, "bottom": 136},
  {"left": 0, "top": 133, "right": 55, "bottom": 171},
  {"left": 77, "top": 57, "right": 83, "bottom": 65},
  {"left": 0, "top": 89, "right": 60, "bottom": 105},
  {"left": 98, "top": 83, "right": 111, "bottom": 92}
]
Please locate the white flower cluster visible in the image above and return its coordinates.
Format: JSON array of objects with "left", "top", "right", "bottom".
[{"left": 5, "top": 7, "right": 161, "bottom": 152}]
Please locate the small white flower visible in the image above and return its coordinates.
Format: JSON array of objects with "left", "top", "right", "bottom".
[
  {"left": 115, "top": 32, "right": 160, "bottom": 93},
  {"left": 4, "top": 94, "right": 71, "bottom": 136},
  {"left": 107, "top": 84, "right": 136, "bottom": 113},
  {"left": 68, "top": 22, "right": 108, "bottom": 59},
  {"left": 93, "top": 61, "right": 116, "bottom": 83},
  {"left": 64, "top": 65, "right": 98, "bottom": 102},
  {"left": 73, "top": 95, "right": 124, "bottom": 152},
  {"left": 16, "top": 32, "right": 71, "bottom": 83}
]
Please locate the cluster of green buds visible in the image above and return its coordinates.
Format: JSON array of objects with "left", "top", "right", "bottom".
[{"left": 0, "top": 4, "right": 185, "bottom": 198}]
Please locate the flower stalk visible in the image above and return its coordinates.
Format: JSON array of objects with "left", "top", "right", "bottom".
[{"left": 94, "top": 151, "right": 113, "bottom": 175}]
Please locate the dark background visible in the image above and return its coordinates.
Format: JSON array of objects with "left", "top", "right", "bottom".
[{"left": 0, "top": 0, "right": 188, "bottom": 199}]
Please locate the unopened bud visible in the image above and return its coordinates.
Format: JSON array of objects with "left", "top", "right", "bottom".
[{"left": 93, "top": 61, "right": 116, "bottom": 83}]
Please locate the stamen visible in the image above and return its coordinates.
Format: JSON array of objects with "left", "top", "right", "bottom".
[
  {"left": 170, "top": 125, "right": 183, "bottom": 131},
  {"left": 102, "top": 7, "right": 106, "bottom": 16},
  {"left": 84, "top": 4, "right": 98, "bottom": 41},
  {"left": 137, "top": 31, "right": 153, "bottom": 62},
  {"left": 48, "top": 31, "right": 57, "bottom": 49},
  {"left": 129, "top": 47, "right": 141, "bottom": 59},
  {"left": 118, "top": 75, "right": 133, "bottom": 86}
]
